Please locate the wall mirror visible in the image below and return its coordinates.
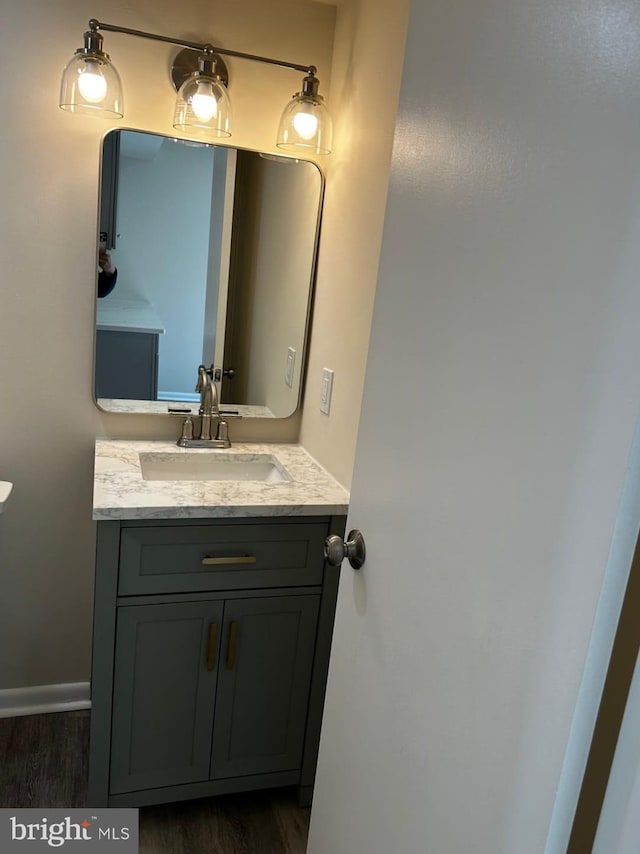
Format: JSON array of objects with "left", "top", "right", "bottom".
[{"left": 94, "top": 129, "right": 323, "bottom": 419}]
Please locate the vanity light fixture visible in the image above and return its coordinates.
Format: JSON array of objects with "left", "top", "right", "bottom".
[
  {"left": 276, "top": 74, "right": 331, "bottom": 155},
  {"left": 172, "top": 48, "right": 231, "bottom": 139},
  {"left": 59, "top": 23, "right": 123, "bottom": 118},
  {"left": 59, "top": 19, "right": 332, "bottom": 154}
]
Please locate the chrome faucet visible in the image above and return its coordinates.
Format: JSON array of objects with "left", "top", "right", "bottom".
[
  {"left": 197, "top": 364, "right": 219, "bottom": 441},
  {"left": 177, "top": 364, "right": 232, "bottom": 448}
]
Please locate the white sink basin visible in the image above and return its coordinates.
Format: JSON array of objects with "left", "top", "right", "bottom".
[
  {"left": 139, "top": 453, "right": 291, "bottom": 483},
  {"left": 0, "top": 481, "right": 13, "bottom": 513}
]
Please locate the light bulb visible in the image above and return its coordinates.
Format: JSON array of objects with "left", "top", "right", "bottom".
[
  {"left": 191, "top": 82, "right": 217, "bottom": 121},
  {"left": 292, "top": 110, "right": 318, "bottom": 140},
  {"left": 77, "top": 62, "right": 108, "bottom": 103}
]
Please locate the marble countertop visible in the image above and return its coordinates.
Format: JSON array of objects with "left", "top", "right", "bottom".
[
  {"left": 93, "top": 440, "right": 349, "bottom": 520},
  {"left": 97, "top": 399, "right": 275, "bottom": 418},
  {"left": 96, "top": 298, "right": 165, "bottom": 335}
]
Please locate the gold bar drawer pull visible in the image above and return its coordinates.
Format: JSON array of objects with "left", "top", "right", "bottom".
[
  {"left": 201, "top": 555, "right": 257, "bottom": 566},
  {"left": 206, "top": 623, "right": 218, "bottom": 671},
  {"left": 202, "top": 555, "right": 257, "bottom": 566}
]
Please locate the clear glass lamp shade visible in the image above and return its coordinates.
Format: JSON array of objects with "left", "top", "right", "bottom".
[
  {"left": 276, "top": 94, "right": 332, "bottom": 155},
  {"left": 173, "top": 73, "right": 231, "bottom": 139},
  {"left": 59, "top": 52, "right": 123, "bottom": 118}
]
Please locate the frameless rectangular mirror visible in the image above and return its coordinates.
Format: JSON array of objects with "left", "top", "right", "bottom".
[{"left": 94, "top": 129, "right": 323, "bottom": 419}]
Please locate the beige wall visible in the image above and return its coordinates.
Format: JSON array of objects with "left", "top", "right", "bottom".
[
  {"left": 0, "top": 0, "right": 410, "bottom": 691},
  {"left": 299, "top": 0, "right": 411, "bottom": 488},
  {"left": 0, "top": 0, "right": 335, "bottom": 690},
  {"left": 226, "top": 153, "right": 321, "bottom": 416}
]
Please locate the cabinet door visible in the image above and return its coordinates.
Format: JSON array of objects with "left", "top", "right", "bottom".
[
  {"left": 99, "top": 130, "right": 119, "bottom": 250},
  {"left": 95, "top": 331, "right": 159, "bottom": 400},
  {"left": 211, "top": 595, "right": 320, "bottom": 779},
  {"left": 110, "top": 600, "right": 223, "bottom": 795}
]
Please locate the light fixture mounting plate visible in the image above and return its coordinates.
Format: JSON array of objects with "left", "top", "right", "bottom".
[{"left": 171, "top": 47, "right": 229, "bottom": 90}]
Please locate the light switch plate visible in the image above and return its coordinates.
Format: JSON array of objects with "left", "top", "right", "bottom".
[
  {"left": 320, "top": 368, "right": 334, "bottom": 415},
  {"left": 285, "top": 347, "right": 296, "bottom": 388}
]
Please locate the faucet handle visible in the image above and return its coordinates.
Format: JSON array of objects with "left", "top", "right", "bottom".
[
  {"left": 215, "top": 419, "right": 231, "bottom": 448},
  {"left": 177, "top": 416, "right": 194, "bottom": 447}
]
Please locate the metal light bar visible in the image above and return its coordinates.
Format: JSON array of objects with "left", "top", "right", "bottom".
[
  {"left": 61, "top": 19, "right": 333, "bottom": 153},
  {"left": 88, "top": 19, "right": 316, "bottom": 76}
]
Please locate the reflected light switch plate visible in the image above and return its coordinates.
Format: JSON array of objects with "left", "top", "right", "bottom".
[
  {"left": 320, "top": 368, "right": 334, "bottom": 415},
  {"left": 286, "top": 347, "right": 296, "bottom": 388}
]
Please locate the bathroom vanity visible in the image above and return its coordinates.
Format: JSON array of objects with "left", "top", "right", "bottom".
[
  {"left": 89, "top": 440, "right": 349, "bottom": 809},
  {"left": 95, "top": 298, "right": 165, "bottom": 400}
]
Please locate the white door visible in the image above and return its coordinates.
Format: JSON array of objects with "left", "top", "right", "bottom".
[{"left": 308, "top": 0, "right": 640, "bottom": 850}]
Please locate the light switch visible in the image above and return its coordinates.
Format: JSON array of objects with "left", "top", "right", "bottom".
[
  {"left": 320, "top": 368, "right": 334, "bottom": 415},
  {"left": 285, "top": 347, "right": 296, "bottom": 388}
]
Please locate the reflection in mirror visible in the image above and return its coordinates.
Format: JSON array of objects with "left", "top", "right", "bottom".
[{"left": 94, "top": 130, "right": 323, "bottom": 418}]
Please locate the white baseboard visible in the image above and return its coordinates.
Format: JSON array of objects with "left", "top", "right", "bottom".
[{"left": 0, "top": 682, "right": 91, "bottom": 718}]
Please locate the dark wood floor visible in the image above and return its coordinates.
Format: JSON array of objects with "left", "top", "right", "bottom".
[{"left": 0, "top": 711, "right": 310, "bottom": 853}]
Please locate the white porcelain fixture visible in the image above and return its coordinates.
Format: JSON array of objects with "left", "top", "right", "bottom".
[
  {"left": 0, "top": 481, "right": 13, "bottom": 513},
  {"left": 139, "top": 453, "right": 291, "bottom": 483}
]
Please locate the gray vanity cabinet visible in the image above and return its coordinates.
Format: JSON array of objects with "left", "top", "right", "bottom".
[
  {"left": 110, "top": 600, "right": 223, "bottom": 795},
  {"left": 210, "top": 595, "right": 320, "bottom": 780},
  {"left": 88, "top": 515, "right": 346, "bottom": 810}
]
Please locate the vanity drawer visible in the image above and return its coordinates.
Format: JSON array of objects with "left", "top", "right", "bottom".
[{"left": 118, "top": 522, "right": 328, "bottom": 595}]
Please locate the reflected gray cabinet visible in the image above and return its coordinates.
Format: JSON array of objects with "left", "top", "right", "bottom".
[
  {"left": 88, "top": 516, "right": 345, "bottom": 809},
  {"left": 95, "top": 330, "right": 159, "bottom": 400},
  {"left": 99, "top": 131, "right": 119, "bottom": 250}
]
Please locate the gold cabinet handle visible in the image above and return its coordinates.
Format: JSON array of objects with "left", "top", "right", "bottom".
[
  {"left": 226, "top": 621, "right": 238, "bottom": 670},
  {"left": 201, "top": 555, "right": 257, "bottom": 566},
  {"left": 206, "top": 622, "right": 218, "bottom": 671}
]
